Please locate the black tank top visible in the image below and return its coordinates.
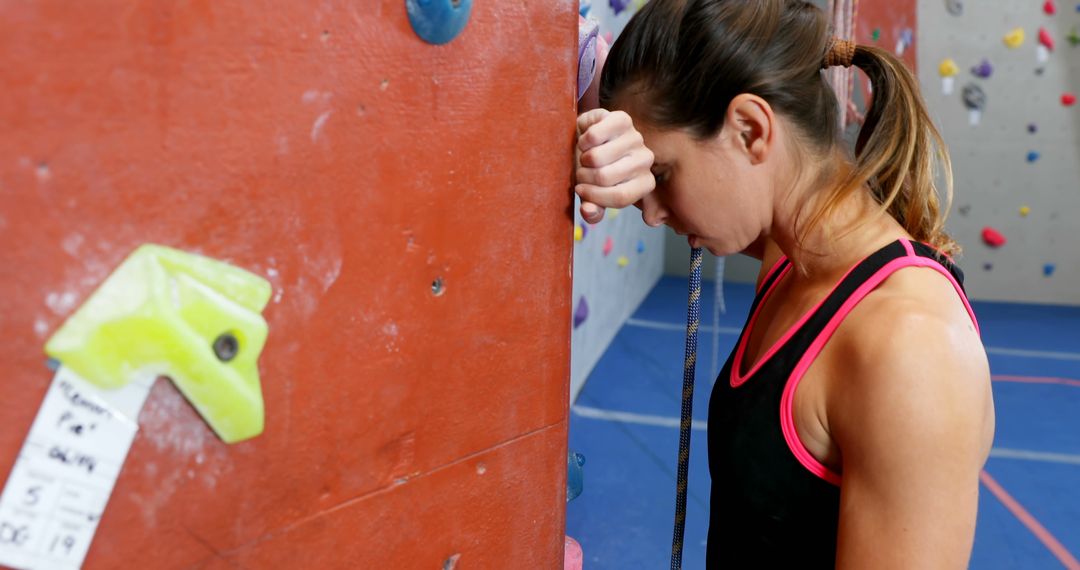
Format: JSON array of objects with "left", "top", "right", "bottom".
[{"left": 705, "top": 239, "right": 974, "bottom": 568}]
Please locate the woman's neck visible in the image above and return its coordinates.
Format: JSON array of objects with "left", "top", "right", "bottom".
[{"left": 771, "top": 177, "right": 909, "bottom": 282}]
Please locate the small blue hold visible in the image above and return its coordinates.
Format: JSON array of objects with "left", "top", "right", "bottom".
[
  {"left": 637, "top": 239, "right": 645, "bottom": 254},
  {"left": 1027, "top": 151, "right": 1041, "bottom": 163},
  {"left": 610, "top": 0, "right": 631, "bottom": 15},
  {"left": 1044, "top": 263, "right": 1056, "bottom": 276}
]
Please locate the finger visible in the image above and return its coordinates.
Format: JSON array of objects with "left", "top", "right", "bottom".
[
  {"left": 581, "top": 201, "right": 605, "bottom": 224},
  {"left": 577, "top": 110, "right": 634, "bottom": 153},
  {"left": 575, "top": 173, "right": 656, "bottom": 209},
  {"left": 580, "top": 129, "right": 647, "bottom": 169},
  {"left": 576, "top": 108, "right": 610, "bottom": 137},
  {"left": 576, "top": 148, "right": 653, "bottom": 188}
]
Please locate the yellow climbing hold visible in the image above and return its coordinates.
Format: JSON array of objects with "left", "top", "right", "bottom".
[
  {"left": 574, "top": 225, "right": 584, "bottom": 241},
  {"left": 44, "top": 244, "right": 272, "bottom": 444},
  {"left": 1020, "top": 205, "right": 1031, "bottom": 217},
  {"left": 609, "top": 208, "right": 620, "bottom": 219},
  {"left": 1004, "top": 28, "right": 1025, "bottom": 49},
  {"left": 939, "top": 58, "right": 959, "bottom": 77},
  {"left": 617, "top": 256, "right": 630, "bottom": 268}
]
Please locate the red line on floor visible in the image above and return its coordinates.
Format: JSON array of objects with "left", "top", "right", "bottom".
[
  {"left": 980, "top": 470, "right": 1080, "bottom": 570},
  {"left": 992, "top": 375, "right": 1080, "bottom": 388}
]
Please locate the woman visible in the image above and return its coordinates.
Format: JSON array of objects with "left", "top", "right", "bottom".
[{"left": 573, "top": 0, "right": 994, "bottom": 567}]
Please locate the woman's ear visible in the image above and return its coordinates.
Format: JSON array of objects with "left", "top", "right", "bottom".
[{"left": 725, "top": 94, "right": 774, "bottom": 165}]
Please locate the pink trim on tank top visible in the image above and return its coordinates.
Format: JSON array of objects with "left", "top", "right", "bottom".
[
  {"left": 757, "top": 255, "right": 790, "bottom": 294},
  {"left": 732, "top": 251, "right": 875, "bottom": 388},
  {"left": 780, "top": 239, "right": 981, "bottom": 486}
]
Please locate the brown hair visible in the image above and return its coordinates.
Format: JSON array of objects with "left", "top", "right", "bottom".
[{"left": 599, "top": 0, "right": 958, "bottom": 257}]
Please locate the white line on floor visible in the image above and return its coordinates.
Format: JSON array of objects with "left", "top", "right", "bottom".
[
  {"left": 985, "top": 347, "right": 1080, "bottom": 362},
  {"left": 625, "top": 318, "right": 742, "bottom": 336},
  {"left": 572, "top": 405, "right": 1080, "bottom": 467},
  {"left": 572, "top": 405, "right": 708, "bottom": 431},
  {"left": 625, "top": 318, "right": 1080, "bottom": 361},
  {"left": 989, "top": 448, "right": 1080, "bottom": 466}
]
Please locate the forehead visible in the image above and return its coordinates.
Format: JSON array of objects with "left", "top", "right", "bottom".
[{"left": 633, "top": 120, "right": 701, "bottom": 161}]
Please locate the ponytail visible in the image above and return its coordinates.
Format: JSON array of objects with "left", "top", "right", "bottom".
[{"left": 805, "top": 44, "right": 959, "bottom": 256}]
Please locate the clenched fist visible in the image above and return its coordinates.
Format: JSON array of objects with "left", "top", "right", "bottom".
[{"left": 574, "top": 109, "right": 656, "bottom": 224}]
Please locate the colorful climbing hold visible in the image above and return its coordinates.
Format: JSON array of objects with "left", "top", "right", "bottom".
[
  {"left": 1028, "top": 123, "right": 1038, "bottom": 134},
  {"left": 939, "top": 58, "right": 959, "bottom": 77},
  {"left": 603, "top": 236, "right": 614, "bottom": 256},
  {"left": 1063, "top": 92, "right": 1077, "bottom": 106},
  {"left": 1069, "top": 27, "right": 1080, "bottom": 47},
  {"left": 1046, "top": 0, "right": 1057, "bottom": 14},
  {"left": 617, "top": 256, "right": 629, "bottom": 268},
  {"left": 1027, "top": 151, "right": 1041, "bottom": 163},
  {"left": 1020, "top": 205, "right": 1031, "bottom": 217},
  {"left": 609, "top": 0, "right": 631, "bottom": 15},
  {"left": 579, "top": 0, "right": 592, "bottom": 17},
  {"left": 636, "top": 239, "right": 645, "bottom": 254},
  {"left": 573, "top": 296, "right": 589, "bottom": 329},
  {"left": 962, "top": 84, "right": 987, "bottom": 125},
  {"left": 1004, "top": 28, "right": 1025, "bottom": 49},
  {"left": 896, "top": 28, "right": 914, "bottom": 56},
  {"left": 982, "top": 227, "right": 1007, "bottom": 248},
  {"left": 574, "top": 225, "right": 584, "bottom": 242},
  {"left": 971, "top": 59, "right": 994, "bottom": 79},
  {"left": 871, "top": 28, "right": 881, "bottom": 42},
  {"left": 1040, "top": 28, "right": 1056, "bottom": 50},
  {"left": 983, "top": 262, "right": 993, "bottom": 271},
  {"left": 608, "top": 208, "right": 620, "bottom": 219},
  {"left": 1037, "top": 27, "right": 1055, "bottom": 63},
  {"left": 939, "top": 59, "right": 958, "bottom": 94},
  {"left": 1044, "top": 263, "right": 1056, "bottom": 276}
]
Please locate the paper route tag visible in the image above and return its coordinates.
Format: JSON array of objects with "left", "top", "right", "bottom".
[{"left": 0, "top": 366, "right": 153, "bottom": 570}]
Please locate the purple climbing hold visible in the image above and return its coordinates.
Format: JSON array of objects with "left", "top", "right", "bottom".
[
  {"left": 1028, "top": 123, "right": 1038, "bottom": 134},
  {"left": 574, "top": 296, "right": 589, "bottom": 329},
  {"left": 1044, "top": 263, "right": 1056, "bottom": 276},
  {"left": 610, "top": 0, "right": 631, "bottom": 15},
  {"left": 983, "top": 262, "right": 994, "bottom": 271},
  {"left": 971, "top": 59, "right": 994, "bottom": 79}
]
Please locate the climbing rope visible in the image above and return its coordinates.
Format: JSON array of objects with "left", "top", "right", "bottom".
[
  {"left": 670, "top": 247, "right": 703, "bottom": 570},
  {"left": 710, "top": 255, "right": 727, "bottom": 381}
]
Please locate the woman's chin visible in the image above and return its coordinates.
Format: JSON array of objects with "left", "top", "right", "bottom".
[{"left": 688, "top": 235, "right": 734, "bottom": 257}]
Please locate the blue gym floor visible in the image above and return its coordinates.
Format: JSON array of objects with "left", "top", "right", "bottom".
[{"left": 567, "top": 276, "right": 1080, "bottom": 569}]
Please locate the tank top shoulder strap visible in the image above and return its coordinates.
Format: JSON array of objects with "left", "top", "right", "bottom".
[{"left": 784, "top": 239, "right": 979, "bottom": 358}]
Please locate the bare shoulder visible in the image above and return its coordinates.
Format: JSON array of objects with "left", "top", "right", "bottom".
[{"left": 827, "top": 264, "right": 993, "bottom": 462}]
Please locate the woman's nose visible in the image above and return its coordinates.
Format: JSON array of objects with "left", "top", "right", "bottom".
[{"left": 637, "top": 193, "right": 668, "bottom": 228}]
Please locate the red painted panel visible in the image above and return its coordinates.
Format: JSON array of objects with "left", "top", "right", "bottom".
[
  {"left": 854, "top": 0, "right": 918, "bottom": 104},
  {"left": 0, "top": 0, "right": 576, "bottom": 567}
]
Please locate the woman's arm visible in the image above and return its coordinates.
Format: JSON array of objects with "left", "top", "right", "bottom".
[{"left": 830, "top": 291, "right": 993, "bottom": 568}]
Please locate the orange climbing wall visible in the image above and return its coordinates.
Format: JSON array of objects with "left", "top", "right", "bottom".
[
  {"left": 0, "top": 1, "right": 576, "bottom": 567},
  {"left": 853, "top": 0, "right": 918, "bottom": 103}
]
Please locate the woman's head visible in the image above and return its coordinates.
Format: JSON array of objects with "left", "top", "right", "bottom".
[{"left": 600, "top": 0, "right": 957, "bottom": 260}]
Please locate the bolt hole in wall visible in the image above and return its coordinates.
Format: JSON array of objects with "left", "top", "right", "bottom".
[{"left": 567, "top": 0, "right": 1080, "bottom": 569}]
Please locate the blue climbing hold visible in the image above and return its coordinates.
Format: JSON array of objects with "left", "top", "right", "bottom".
[
  {"left": 406, "top": 0, "right": 473, "bottom": 45},
  {"left": 1044, "top": 263, "right": 1056, "bottom": 276},
  {"left": 610, "top": 0, "right": 631, "bottom": 15},
  {"left": 1027, "top": 151, "right": 1041, "bottom": 163},
  {"left": 637, "top": 239, "right": 645, "bottom": 254}
]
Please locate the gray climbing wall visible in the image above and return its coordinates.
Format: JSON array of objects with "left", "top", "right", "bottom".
[
  {"left": 571, "top": 1, "right": 666, "bottom": 403},
  {"left": 918, "top": 0, "right": 1080, "bottom": 304}
]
